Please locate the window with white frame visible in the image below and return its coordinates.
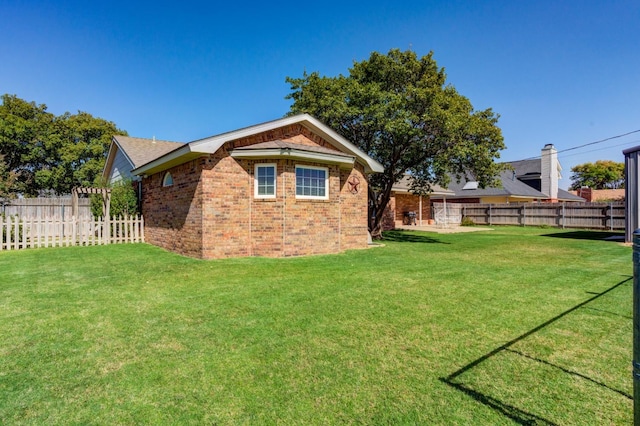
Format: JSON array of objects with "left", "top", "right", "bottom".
[
  {"left": 162, "top": 172, "right": 174, "bottom": 187},
  {"left": 255, "top": 164, "right": 276, "bottom": 198},
  {"left": 295, "top": 165, "right": 328, "bottom": 199}
]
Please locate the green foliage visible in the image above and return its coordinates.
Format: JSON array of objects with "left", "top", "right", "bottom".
[
  {"left": 90, "top": 180, "right": 139, "bottom": 218},
  {"left": 0, "top": 94, "right": 127, "bottom": 196},
  {"left": 570, "top": 160, "right": 624, "bottom": 190},
  {"left": 0, "top": 154, "right": 16, "bottom": 200},
  {"left": 460, "top": 216, "right": 475, "bottom": 226},
  {"left": 286, "top": 49, "right": 506, "bottom": 237}
]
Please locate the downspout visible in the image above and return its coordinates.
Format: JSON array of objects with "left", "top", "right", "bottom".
[
  {"left": 338, "top": 169, "right": 341, "bottom": 252},
  {"left": 419, "top": 195, "right": 423, "bottom": 226},
  {"left": 282, "top": 161, "right": 286, "bottom": 256},
  {"left": 249, "top": 166, "right": 252, "bottom": 256}
]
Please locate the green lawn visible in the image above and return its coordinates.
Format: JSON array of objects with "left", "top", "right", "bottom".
[{"left": 0, "top": 227, "right": 633, "bottom": 424}]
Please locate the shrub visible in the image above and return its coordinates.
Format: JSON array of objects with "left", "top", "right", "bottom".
[{"left": 460, "top": 216, "right": 475, "bottom": 226}]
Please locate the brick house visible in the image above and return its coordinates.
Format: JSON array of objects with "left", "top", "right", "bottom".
[{"left": 103, "top": 114, "right": 384, "bottom": 259}]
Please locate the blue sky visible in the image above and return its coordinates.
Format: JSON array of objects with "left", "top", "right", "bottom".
[{"left": 1, "top": 0, "right": 638, "bottom": 189}]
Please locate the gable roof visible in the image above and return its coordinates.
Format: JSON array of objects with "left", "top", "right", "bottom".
[
  {"left": 112, "top": 136, "right": 184, "bottom": 169},
  {"left": 102, "top": 135, "right": 183, "bottom": 182},
  {"left": 132, "top": 114, "right": 384, "bottom": 176}
]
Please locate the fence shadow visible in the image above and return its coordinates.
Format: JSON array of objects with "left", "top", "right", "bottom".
[
  {"left": 440, "top": 276, "right": 632, "bottom": 424},
  {"left": 541, "top": 231, "right": 624, "bottom": 241},
  {"left": 381, "top": 230, "right": 446, "bottom": 244}
]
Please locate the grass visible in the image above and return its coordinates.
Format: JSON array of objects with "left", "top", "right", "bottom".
[{"left": 0, "top": 226, "right": 632, "bottom": 424}]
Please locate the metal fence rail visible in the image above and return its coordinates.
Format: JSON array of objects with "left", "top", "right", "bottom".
[
  {"left": 0, "top": 215, "right": 145, "bottom": 251},
  {"left": 459, "top": 202, "right": 625, "bottom": 230}
]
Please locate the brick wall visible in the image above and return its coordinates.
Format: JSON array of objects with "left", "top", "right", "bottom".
[
  {"left": 142, "top": 126, "right": 370, "bottom": 259},
  {"left": 142, "top": 159, "right": 204, "bottom": 258},
  {"left": 383, "top": 192, "right": 432, "bottom": 229}
]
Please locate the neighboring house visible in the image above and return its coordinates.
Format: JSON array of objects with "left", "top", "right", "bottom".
[
  {"left": 103, "top": 114, "right": 384, "bottom": 259},
  {"left": 430, "top": 144, "right": 584, "bottom": 204},
  {"left": 569, "top": 187, "right": 625, "bottom": 202},
  {"left": 384, "top": 144, "right": 584, "bottom": 229}
]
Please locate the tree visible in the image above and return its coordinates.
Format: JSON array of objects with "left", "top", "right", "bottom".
[
  {"left": 0, "top": 94, "right": 127, "bottom": 196},
  {"left": 286, "top": 49, "right": 506, "bottom": 237},
  {"left": 569, "top": 160, "right": 624, "bottom": 190},
  {"left": 0, "top": 154, "right": 17, "bottom": 200}
]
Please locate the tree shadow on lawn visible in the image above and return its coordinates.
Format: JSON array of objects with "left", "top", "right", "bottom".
[
  {"left": 382, "top": 230, "right": 448, "bottom": 244},
  {"left": 541, "top": 230, "right": 624, "bottom": 241},
  {"left": 440, "top": 276, "right": 632, "bottom": 425}
]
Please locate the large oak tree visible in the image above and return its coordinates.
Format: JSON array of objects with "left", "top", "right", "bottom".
[{"left": 286, "top": 49, "right": 506, "bottom": 237}]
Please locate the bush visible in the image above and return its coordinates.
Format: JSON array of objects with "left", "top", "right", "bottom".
[{"left": 460, "top": 216, "right": 475, "bottom": 226}]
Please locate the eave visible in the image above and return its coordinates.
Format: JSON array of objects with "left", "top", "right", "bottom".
[{"left": 229, "top": 147, "right": 355, "bottom": 168}]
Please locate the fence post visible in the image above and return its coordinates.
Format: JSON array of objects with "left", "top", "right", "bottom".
[
  {"left": 610, "top": 202, "right": 614, "bottom": 231},
  {"left": 633, "top": 229, "right": 640, "bottom": 424}
]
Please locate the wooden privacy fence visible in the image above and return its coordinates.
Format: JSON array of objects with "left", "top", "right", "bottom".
[
  {"left": 0, "top": 197, "right": 92, "bottom": 220},
  {"left": 0, "top": 215, "right": 144, "bottom": 251},
  {"left": 459, "top": 202, "right": 625, "bottom": 230}
]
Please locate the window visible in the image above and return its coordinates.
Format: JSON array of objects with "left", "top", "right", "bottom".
[
  {"left": 295, "top": 165, "right": 328, "bottom": 199},
  {"left": 255, "top": 164, "right": 276, "bottom": 198},
  {"left": 162, "top": 172, "right": 173, "bottom": 187}
]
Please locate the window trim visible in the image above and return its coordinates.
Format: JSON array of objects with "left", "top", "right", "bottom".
[
  {"left": 254, "top": 163, "right": 277, "bottom": 199},
  {"left": 162, "top": 172, "right": 174, "bottom": 187},
  {"left": 295, "top": 165, "right": 329, "bottom": 200}
]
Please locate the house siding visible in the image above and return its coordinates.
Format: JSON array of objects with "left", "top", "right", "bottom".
[{"left": 109, "top": 148, "right": 135, "bottom": 184}]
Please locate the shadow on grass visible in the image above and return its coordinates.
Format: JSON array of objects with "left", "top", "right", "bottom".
[
  {"left": 441, "top": 276, "right": 632, "bottom": 424},
  {"left": 381, "top": 230, "right": 447, "bottom": 244},
  {"left": 541, "top": 231, "right": 624, "bottom": 241},
  {"left": 439, "top": 379, "right": 559, "bottom": 425}
]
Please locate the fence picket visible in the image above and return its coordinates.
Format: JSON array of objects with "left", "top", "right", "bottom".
[{"left": 0, "top": 215, "right": 145, "bottom": 252}]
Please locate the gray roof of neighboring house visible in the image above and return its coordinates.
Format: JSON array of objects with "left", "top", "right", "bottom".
[
  {"left": 428, "top": 169, "right": 585, "bottom": 201},
  {"left": 113, "top": 135, "right": 184, "bottom": 169},
  {"left": 557, "top": 189, "right": 585, "bottom": 201},
  {"left": 431, "top": 169, "right": 549, "bottom": 199},
  {"left": 511, "top": 158, "right": 541, "bottom": 178}
]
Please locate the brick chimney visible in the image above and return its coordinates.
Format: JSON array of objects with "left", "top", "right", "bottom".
[{"left": 541, "top": 144, "right": 559, "bottom": 202}]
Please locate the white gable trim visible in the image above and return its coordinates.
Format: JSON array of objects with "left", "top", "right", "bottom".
[{"left": 132, "top": 114, "right": 384, "bottom": 176}]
